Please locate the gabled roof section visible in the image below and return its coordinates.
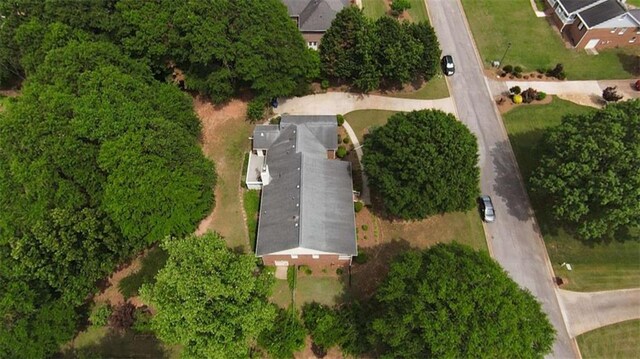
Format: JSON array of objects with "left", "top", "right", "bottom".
[
  {"left": 282, "top": 0, "right": 349, "bottom": 32},
  {"left": 558, "top": 0, "right": 602, "bottom": 14},
  {"left": 281, "top": 115, "right": 338, "bottom": 150},
  {"left": 255, "top": 115, "right": 356, "bottom": 257},
  {"left": 627, "top": 9, "right": 640, "bottom": 23},
  {"left": 253, "top": 125, "right": 281, "bottom": 149},
  {"left": 580, "top": 0, "right": 626, "bottom": 27}
]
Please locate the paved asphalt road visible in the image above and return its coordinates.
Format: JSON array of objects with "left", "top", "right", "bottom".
[{"left": 425, "top": 0, "right": 579, "bottom": 357}]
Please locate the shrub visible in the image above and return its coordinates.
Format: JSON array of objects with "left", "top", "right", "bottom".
[
  {"left": 513, "top": 94, "right": 523, "bottom": 104},
  {"left": 287, "top": 265, "right": 296, "bottom": 291},
  {"left": 536, "top": 91, "right": 547, "bottom": 101},
  {"left": 602, "top": 86, "right": 623, "bottom": 102},
  {"left": 361, "top": 224, "right": 368, "bottom": 231},
  {"left": 132, "top": 307, "right": 153, "bottom": 333},
  {"left": 270, "top": 116, "right": 281, "bottom": 125},
  {"left": 521, "top": 88, "right": 538, "bottom": 104},
  {"left": 259, "top": 307, "right": 306, "bottom": 359},
  {"left": 299, "top": 265, "right": 313, "bottom": 275},
  {"left": 336, "top": 114, "right": 345, "bottom": 126},
  {"left": 109, "top": 302, "right": 136, "bottom": 330},
  {"left": 321, "top": 79, "right": 330, "bottom": 90},
  {"left": 390, "top": 0, "right": 411, "bottom": 16},
  {"left": 336, "top": 268, "right": 344, "bottom": 275},
  {"left": 513, "top": 66, "right": 523, "bottom": 74},
  {"left": 547, "top": 63, "right": 566, "bottom": 80},
  {"left": 354, "top": 252, "right": 368, "bottom": 264},
  {"left": 343, "top": 136, "right": 350, "bottom": 144},
  {"left": 89, "top": 305, "right": 111, "bottom": 327},
  {"left": 515, "top": 72, "right": 523, "bottom": 79},
  {"left": 247, "top": 99, "right": 266, "bottom": 122},
  {"left": 354, "top": 201, "right": 364, "bottom": 212},
  {"left": 509, "top": 86, "right": 521, "bottom": 95},
  {"left": 502, "top": 65, "right": 513, "bottom": 74},
  {"left": 336, "top": 145, "right": 347, "bottom": 158}
]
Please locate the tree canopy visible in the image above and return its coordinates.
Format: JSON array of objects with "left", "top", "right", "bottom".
[
  {"left": 531, "top": 99, "right": 640, "bottom": 240},
  {"left": 0, "top": 40, "right": 214, "bottom": 356},
  {"left": 362, "top": 110, "right": 479, "bottom": 219},
  {"left": 370, "top": 243, "right": 555, "bottom": 358},
  {"left": 141, "top": 232, "right": 276, "bottom": 358},
  {"left": 319, "top": 7, "right": 440, "bottom": 91}
]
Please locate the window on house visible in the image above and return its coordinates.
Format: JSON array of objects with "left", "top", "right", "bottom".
[
  {"left": 611, "top": 27, "right": 617, "bottom": 33},
  {"left": 630, "top": 37, "right": 637, "bottom": 43},
  {"left": 291, "top": 255, "right": 298, "bottom": 259},
  {"left": 307, "top": 41, "right": 318, "bottom": 50},
  {"left": 312, "top": 254, "right": 319, "bottom": 259},
  {"left": 578, "top": 22, "right": 584, "bottom": 30},
  {"left": 636, "top": 27, "right": 640, "bottom": 34},
  {"left": 339, "top": 255, "right": 351, "bottom": 260},
  {"left": 618, "top": 28, "right": 627, "bottom": 35}
]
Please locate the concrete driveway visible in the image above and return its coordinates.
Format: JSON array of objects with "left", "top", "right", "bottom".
[
  {"left": 558, "top": 288, "right": 640, "bottom": 337},
  {"left": 425, "top": 0, "right": 578, "bottom": 357},
  {"left": 274, "top": 92, "right": 455, "bottom": 116}
]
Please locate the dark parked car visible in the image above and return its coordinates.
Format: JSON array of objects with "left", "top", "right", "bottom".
[
  {"left": 479, "top": 195, "right": 495, "bottom": 223},
  {"left": 441, "top": 55, "right": 455, "bottom": 76}
]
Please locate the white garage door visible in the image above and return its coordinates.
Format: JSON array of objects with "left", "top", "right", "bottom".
[{"left": 585, "top": 39, "right": 600, "bottom": 49}]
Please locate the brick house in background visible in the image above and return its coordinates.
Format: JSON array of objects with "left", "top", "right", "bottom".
[
  {"left": 246, "top": 115, "right": 357, "bottom": 269},
  {"left": 545, "top": 0, "right": 640, "bottom": 50},
  {"left": 282, "top": 0, "right": 350, "bottom": 50}
]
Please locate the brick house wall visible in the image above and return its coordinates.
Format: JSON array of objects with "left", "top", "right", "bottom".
[
  {"left": 302, "top": 32, "right": 323, "bottom": 49},
  {"left": 262, "top": 254, "right": 351, "bottom": 269},
  {"left": 573, "top": 26, "right": 640, "bottom": 49}
]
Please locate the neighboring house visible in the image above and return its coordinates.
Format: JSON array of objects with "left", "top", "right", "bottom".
[
  {"left": 246, "top": 115, "right": 357, "bottom": 268},
  {"left": 282, "top": 0, "right": 350, "bottom": 50},
  {"left": 545, "top": 0, "right": 640, "bottom": 50}
]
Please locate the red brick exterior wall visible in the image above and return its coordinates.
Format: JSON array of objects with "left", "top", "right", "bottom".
[
  {"left": 574, "top": 27, "right": 640, "bottom": 50},
  {"left": 262, "top": 254, "right": 351, "bottom": 270},
  {"left": 302, "top": 32, "right": 323, "bottom": 46}
]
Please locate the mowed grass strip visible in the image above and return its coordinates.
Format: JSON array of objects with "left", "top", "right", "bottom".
[
  {"left": 460, "top": 0, "right": 639, "bottom": 79},
  {"left": 243, "top": 189, "right": 260, "bottom": 252},
  {"left": 362, "top": 0, "right": 386, "bottom": 18},
  {"left": 503, "top": 97, "right": 640, "bottom": 291},
  {"left": 577, "top": 320, "right": 640, "bottom": 359}
]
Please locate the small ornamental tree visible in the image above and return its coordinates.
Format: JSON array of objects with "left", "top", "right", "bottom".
[
  {"left": 602, "top": 86, "right": 623, "bottom": 102},
  {"left": 108, "top": 302, "right": 136, "bottom": 331},
  {"left": 531, "top": 99, "right": 640, "bottom": 240},
  {"left": 509, "top": 85, "right": 521, "bottom": 95},
  {"left": 370, "top": 243, "right": 555, "bottom": 358},
  {"left": 336, "top": 145, "right": 348, "bottom": 158},
  {"left": 363, "top": 110, "right": 479, "bottom": 219},
  {"left": 521, "top": 87, "right": 538, "bottom": 103}
]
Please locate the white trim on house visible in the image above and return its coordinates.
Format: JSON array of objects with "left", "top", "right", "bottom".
[{"left": 268, "top": 247, "right": 341, "bottom": 256}]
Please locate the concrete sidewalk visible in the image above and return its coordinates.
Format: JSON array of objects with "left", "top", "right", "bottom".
[
  {"left": 342, "top": 121, "right": 370, "bottom": 205},
  {"left": 501, "top": 79, "right": 640, "bottom": 99},
  {"left": 274, "top": 92, "right": 455, "bottom": 116},
  {"left": 557, "top": 288, "right": 640, "bottom": 337}
]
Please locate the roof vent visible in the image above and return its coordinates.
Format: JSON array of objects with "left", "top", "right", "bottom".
[
  {"left": 295, "top": 223, "right": 299, "bottom": 227},
  {"left": 296, "top": 185, "right": 300, "bottom": 189},
  {"left": 260, "top": 133, "right": 264, "bottom": 137}
]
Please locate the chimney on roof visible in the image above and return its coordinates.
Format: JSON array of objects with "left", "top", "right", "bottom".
[{"left": 261, "top": 164, "right": 271, "bottom": 186}]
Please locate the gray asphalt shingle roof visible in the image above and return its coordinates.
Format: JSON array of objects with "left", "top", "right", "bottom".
[
  {"left": 253, "top": 125, "right": 281, "bottom": 149},
  {"left": 559, "top": 0, "right": 600, "bottom": 13},
  {"left": 282, "top": 0, "right": 349, "bottom": 32},
  {"left": 255, "top": 115, "right": 356, "bottom": 256},
  {"left": 580, "top": 0, "right": 626, "bottom": 27}
]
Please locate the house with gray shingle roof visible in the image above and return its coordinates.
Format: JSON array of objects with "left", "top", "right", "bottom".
[
  {"left": 545, "top": 0, "right": 640, "bottom": 50},
  {"left": 282, "top": 0, "right": 351, "bottom": 50},
  {"left": 246, "top": 115, "right": 357, "bottom": 268}
]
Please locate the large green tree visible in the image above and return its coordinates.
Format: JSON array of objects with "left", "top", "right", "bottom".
[
  {"left": 370, "top": 243, "right": 555, "bottom": 358},
  {"left": 319, "top": 7, "right": 440, "bottom": 91},
  {"left": 531, "top": 100, "right": 640, "bottom": 240},
  {"left": 362, "top": 110, "right": 479, "bottom": 219},
  {"left": 141, "top": 232, "right": 276, "bottom": 358}
]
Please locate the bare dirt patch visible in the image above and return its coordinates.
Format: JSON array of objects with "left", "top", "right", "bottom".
[
  {"left": 295, "top": 336, "right": 345, "bottom": 359},
  {"left": 484, "top": 68, "right": 564, "bottom": 82},
  {"left": 193, "top": 95, "right": 252, "bottom": 250},
  {"left": 94, "top": 256, "right": 143, "bottom": 307}
]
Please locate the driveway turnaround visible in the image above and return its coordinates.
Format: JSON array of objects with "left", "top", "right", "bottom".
[
  {"left": 557, "top": 288, "right": 640, "bottom": 338},
  {"left": 274, "top": 92, "right": 455, "bottom": 116},
  {"left": 425, "top": 0, "right": 578, "bottom": 357}
]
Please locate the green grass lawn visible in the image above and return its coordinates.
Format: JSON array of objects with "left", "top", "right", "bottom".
[
  {"left": 118, "top": 247, "right": 169, "bottom": 299},
  {"left": 503, "top": 97, "right": 640, "bottom": 291},
  {"left": 362, "top": 0, "right": 386, "bottom": 18},
  {"left": 345, "top": 110, "right": 399, "bottom": 142},
  {"left": 407, "top": 0, "right": 429, "bottom": 23},
  {"left": 270, "top": 271, "right": 344, "bottom": 309},
  {"left": 243, "top": 189, "right": 260, "bottom": 251},
  {"left": 627, "top": 0, "right": 640, "bottom": 7},
  {"left": 389, "top": 75, "right": 450, "bottom": 100},
  {"left": 61, "top": 326, "right": 180, "bottom": 358},
  {"left": 461, "top": 0, "right": 640, "bottom": 79},
  {"left": 578, "top": 320, "right": 640, "bottom": 359}
]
